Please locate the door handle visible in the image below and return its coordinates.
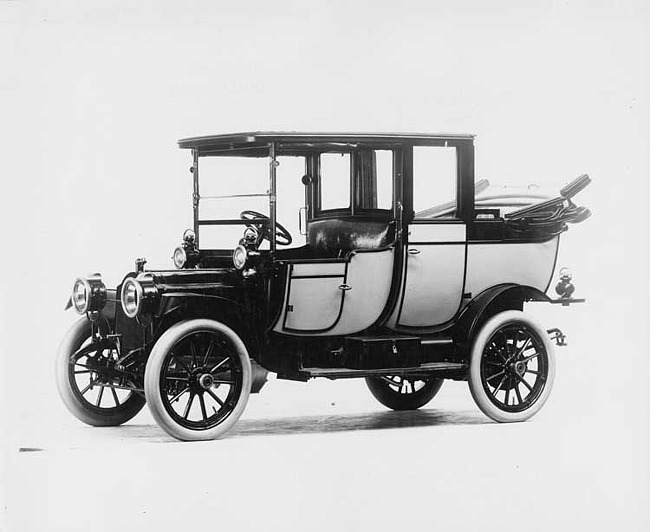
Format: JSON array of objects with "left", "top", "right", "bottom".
[
  {"left": 338, "top": 284, "right": 352, "bottom": 291},
  {"left": 408, "top": 248, "right": 421, "bottom": 255}
]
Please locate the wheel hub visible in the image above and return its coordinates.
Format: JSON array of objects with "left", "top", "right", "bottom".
[
  {"left": 198, "top": 374, "right": 214, "bottom": 390},
  {"left": 513, "top": 361, "right": 527, "bottom": 377}
]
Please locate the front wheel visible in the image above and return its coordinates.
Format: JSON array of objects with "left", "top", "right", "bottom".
[
  {"left": 56, "top": 318, "right": 146, "bottom": 426},
  {"left": 144, "top": 319, "right": 252, "bottom": 441},
  {"left": 365, "top": 376, "right": 444, "bottom": 410},
  {"left": 468, "top": 310, "right": 556, "bottom": 422}
]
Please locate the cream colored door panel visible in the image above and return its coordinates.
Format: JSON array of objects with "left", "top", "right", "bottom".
[
  {"left": 408, "top": 223, "right": 466, "bottom": 243},
  {"left": 291, "top": 262, "right": 347, "bottom": 277},
  {"left": 397, "top": 244, "right": 465, "bottom": 326},
  {"left": 325, "top": 249, "right": 393, "bottom": 336},
  {"left": 274, "top": 249, "right": 394, "bottom": 336},
  {"left": 284, "top": 276, "right": 344, "bottom": 331},
  {"left": 387, "top": 223, "right": 467, "bottom": 329},
  {"left": 466, "top": 237, "right": 559, "bottom": 295}
]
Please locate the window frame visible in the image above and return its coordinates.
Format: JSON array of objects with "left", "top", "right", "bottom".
[
  {"left": 405, "top": 140, "right": 475, "bottom": 225},
  {"left": 312, "top": 146, "right": 398, "bottom": 220}
]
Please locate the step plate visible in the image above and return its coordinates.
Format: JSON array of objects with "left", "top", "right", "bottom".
[{"left": 301, "top": 362, "right": 467, "bottom": 380}]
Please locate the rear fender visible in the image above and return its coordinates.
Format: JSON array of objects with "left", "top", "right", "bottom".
[{"left": 452, "top": 284, "right": 550, "bottom": 350}]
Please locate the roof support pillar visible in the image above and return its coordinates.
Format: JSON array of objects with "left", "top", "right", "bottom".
[
  {"left": 269, "top": 142, "right": 278, "bottom": 254},
  {"left": 192, "top": 149, "right": 200, "bottom": 247}
]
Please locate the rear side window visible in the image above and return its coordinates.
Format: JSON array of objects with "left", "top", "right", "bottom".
[
  {"left": 412, "top": 146, "right": 458, "bottom": 219},
  {"left": 375, "top": 149, "right": 393, "bottom": 210},
  {"left": 320, "top": 153, "right": 351, "bottom": 210}
]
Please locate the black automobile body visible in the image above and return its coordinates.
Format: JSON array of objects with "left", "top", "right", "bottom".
[{"left": 58, "top": 132, "right": 590, "bottom": 441}]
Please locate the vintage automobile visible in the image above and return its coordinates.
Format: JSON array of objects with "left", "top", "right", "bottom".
[{"left": 57, "top": 132, "right": 590, "bottom": 441}]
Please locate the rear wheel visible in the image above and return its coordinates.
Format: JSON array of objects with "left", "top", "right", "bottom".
[
  {"left": 468, "top": 310, "right": 555, "bottom": 422},
  {"left": 56, "top": 319, "right": 146, "bottom": 426},
  {"left": 144, "top": 319, "right": 252, "bottom": 441},
  {"left": 365, "top": 376, "right": 444, "bottom": 411}
]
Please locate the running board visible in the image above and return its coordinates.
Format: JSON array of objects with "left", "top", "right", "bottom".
[
  {"left": 300, "top": 362, "right": 467, "bottom": 380},
  {"left": 343, "top": 335, "right": 453, "bottom": 346}
]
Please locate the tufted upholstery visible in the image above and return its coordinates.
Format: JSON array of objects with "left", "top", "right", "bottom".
[{"left": 307, "top": 219, "right": 394, "bottom": 255}]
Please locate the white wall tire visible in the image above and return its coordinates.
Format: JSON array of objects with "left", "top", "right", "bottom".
[
  {"left": 468, "top": 310, "right": 555, "bottom": 423},
  {"left": 144, "top": 319, "right": 252, "bottom": 441},
  {"left": 56, "top": 318, "right": 146, "bottom": 426}
]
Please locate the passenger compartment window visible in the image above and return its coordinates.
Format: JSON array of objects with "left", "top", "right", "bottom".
[
  {"left": 320, "top": 153, "right": 351, "bottom": 211},
  {"left": 355, "top": 149, "right": 393, "bottom": 210},
  {"left": 375, "top": 150, "right": 393, "bottom": 210},
  {"left": 413, "top": 146, "right": 458, "bottom": 219}
]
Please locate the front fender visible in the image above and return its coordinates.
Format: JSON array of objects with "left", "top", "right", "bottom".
[
  {"left": 155, "top": 292, "right": 254, "bottom": 349},
  {"left": 159, "top": 292, "right": 247, "bottom": 318}
]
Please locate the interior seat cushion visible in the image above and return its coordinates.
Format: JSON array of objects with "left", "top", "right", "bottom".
[{"left": 307, "top": 219, "right": 394, "bottom": 254}]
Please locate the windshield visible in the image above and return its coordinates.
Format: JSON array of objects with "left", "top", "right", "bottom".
[{"left": 197, "top": 155, "right": 306, "bottom": 249}]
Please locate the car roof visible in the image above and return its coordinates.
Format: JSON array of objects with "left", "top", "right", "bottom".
[{"left": 178, "top": 131, "right": 475, "bottom": 155}]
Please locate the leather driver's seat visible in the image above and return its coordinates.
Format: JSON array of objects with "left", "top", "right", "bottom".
[{"left": 307, "top": 219, "right": 394, "bottom": 256}]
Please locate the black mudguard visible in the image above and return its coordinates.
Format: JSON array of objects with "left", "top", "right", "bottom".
[{"left": 452, "top": 283, "right": 550, "bottom": 348}]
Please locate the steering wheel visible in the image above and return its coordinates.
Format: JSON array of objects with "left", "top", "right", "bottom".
[{"left": 240, "top": 210, "right": 293, "bottom": 246}]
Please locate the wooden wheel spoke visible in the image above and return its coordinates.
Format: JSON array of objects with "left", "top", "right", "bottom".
[
  {"left": 486, "top": 370, "right": 505, "bottom": 382},
  {"left": 492, "top": 375, "right": 507, "bottom": 395},
  {"left": 202, "top": 341, "right": 214, "bottom": 366},
  {"left": 79, "top": 380, "right": 95, "bottom": 396},
  {"left": 512, "top": 329, "right": 520, "bottom": 354},
  {"left": 514, "top": 383, "right": 523, "bottom": 404},
  {"left": 210, "top": 357, "right": 230, "bottom": 374},
  {"left": 206, "top": 388, "right": 225, "bottom": 407},
  {"left": 496, "top": 330, "right": 510, "bottom": 356},
  {"left": 516, "top": 337, "right": 532, "bottom": 357},
  {"left": 171, "top": 354, "right": 192, "bottom": 374},
  {"left": 95, "top": 385, "right": 104, "bottom": 407},
  {"left": 491, "top": 341, "right": 508, "bottom": 362},
  {"left": 189, "top": 342, "right": 199, "bottom": 367},
  {"left": 169, "top": 386, "right": 190, "bottom": 404},
  {"left": 183, "top": 393, "right": 195, "bottom": 419},
  {"left": 504, "top": 329, "right": 528, "bottom": 364},
  {"left": 198, "top": 393, "right": 208, "bottom": 421},
  {"left": 514, "top": 373, "right": 534, "bottom": 392},
  {"left": 521, "top": 351, "right": 540, "bottom": 364},
  {"left": 111, "top": 386, "right": 121, "bottom": 407}
]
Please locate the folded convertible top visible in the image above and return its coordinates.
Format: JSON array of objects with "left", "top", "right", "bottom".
[{"left": 505, "top": 174, "right": 591, "bottom": 234}]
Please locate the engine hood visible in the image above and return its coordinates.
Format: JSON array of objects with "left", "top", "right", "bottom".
[{"left": 144, "top": 268, "right": 244, "bottom": 293}]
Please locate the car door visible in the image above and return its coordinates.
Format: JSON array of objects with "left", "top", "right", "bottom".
[
  {"left": 273, "top": 248, "right": 395, "bottom": 335},
  {"left": 388, "top": 143, "right": 468, "bottom": 329},
  {"left": 396, "top": 223, "right": 466, "bottom": 326},
  {"left": 272, "top": 147, "right": 398, "bottom": 336}
]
